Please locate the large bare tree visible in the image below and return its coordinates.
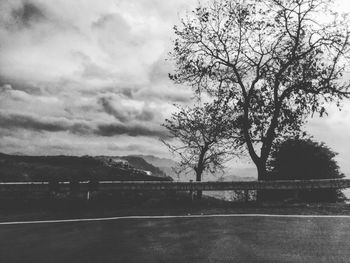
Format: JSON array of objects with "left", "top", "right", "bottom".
[{"left": 169, "top": 0, "right": 350, "bottom": 180}]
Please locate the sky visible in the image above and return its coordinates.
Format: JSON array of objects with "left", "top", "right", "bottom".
[{"left": 1, "top": 0, "right": 350, "bottom": 177}]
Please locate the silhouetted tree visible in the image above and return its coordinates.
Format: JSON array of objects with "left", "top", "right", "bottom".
[
  {"left": 170, "top": 0, "right": 350, "bottom": 181},
  {"left": 267, "top": 138, "right": 345, "bottom": 202},
  {"left": 162, "top": 100, "right": 242, "bottom": 198}
]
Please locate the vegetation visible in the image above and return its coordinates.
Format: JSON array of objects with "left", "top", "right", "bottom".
[
  {"left": 162, "top": 100, "right": 242, "bottom": 198},
  {"left": 120, "top": 156, "right": 168, "bottom": 178},
  {"left": 0, "top": 153, "right": 171, "bottom": 182},
  {"left": 266, "top": 138, "right": 345, "bottom": 202},
  {"left": 169, "top": 0, "right": 350, "bottom": 181}
]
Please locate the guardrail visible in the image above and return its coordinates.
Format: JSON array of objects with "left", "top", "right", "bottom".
[{"left": 0, "top": 178, "right": 349, "bottom": 192}]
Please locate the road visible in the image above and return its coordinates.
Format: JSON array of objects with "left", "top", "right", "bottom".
[{"left": 0, "top": 215, "right": 350, "bottom": 262}]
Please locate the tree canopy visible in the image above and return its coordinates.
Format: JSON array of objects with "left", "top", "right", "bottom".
[
  {"left": 170, "top": 0, "right": 350, "bottom": 179},
  {"left": 162, "top": 99, "right": 241, "bottom": 183}
]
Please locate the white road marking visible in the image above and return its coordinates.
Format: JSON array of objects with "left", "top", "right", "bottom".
[{"left": 1, "top": 213, "right": 350, "bottom": 225}]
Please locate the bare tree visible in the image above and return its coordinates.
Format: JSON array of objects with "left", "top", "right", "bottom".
[
  {"left": 169, "top": 0, "right": 350, "bottom": 180},
  {"left": 162, "top": 100, "right": 242, "bottom": 198}
]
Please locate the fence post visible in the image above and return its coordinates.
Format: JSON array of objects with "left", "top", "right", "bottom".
[
  {"left": 245, "top": 190, "right": 249, "bottom": 203},
  {"left": 69, "top": 181, "right": 80, "bottom": 197},
  {"left": 294, "top": 190, "right": 299, "bottom": 201},
  {"left": 48, "top": 180, "right": 60, "bottom": 199},
  {"left": 189, "top": 180, "right": 194, "bottom": 201},
  {"left": 87, "top": 180, "right": 99, "bottom": 201}
]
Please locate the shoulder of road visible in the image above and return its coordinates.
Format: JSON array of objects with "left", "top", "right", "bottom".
[{"left": 1, "top": 202, "right": 350, "bottom": 224}]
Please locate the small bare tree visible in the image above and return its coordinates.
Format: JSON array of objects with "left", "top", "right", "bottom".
[
  {"left": 162, "top": 99, "right": 242, "bottom": 198},
  {"left": 170, "top": 0, "right": 350, "bottom": 181}
]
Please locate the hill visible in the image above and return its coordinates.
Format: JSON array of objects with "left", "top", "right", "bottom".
[
  {"left": 0, "top": 152, "right": 255, "bottom": 183},
  {"left": 0, "top": 153, "right": 171, "bottom": 182},
  {"left": 120, "top": 156, "right": 168, "bottom": 178},
  {"left": 137, "top": 155, "right": 178, "bottom": 179},
  {"left": 137, "top": 155, "right": 256, "bottom": 182}
]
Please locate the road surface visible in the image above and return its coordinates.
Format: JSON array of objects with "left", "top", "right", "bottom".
[{"left": 0, "top": 215, "right": 349, "bottom": 262}]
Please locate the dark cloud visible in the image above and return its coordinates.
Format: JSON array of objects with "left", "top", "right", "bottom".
[
  {"left": 99, "top": 97, "right": 127, "bottom": 122},
  {"left": 81, "top": 61, "right": 115, "bottom": 80},
  {"left": 11, "top": 2, "right": 47, "bottom": 28},
  {"left": 0, "top": 79, "right": 43, "bottom": 95},
  {"left": 98, "top": 97, "right": 155, "bottom": 123},
  {"left": 73, "top": 52, "right": 117, "bottom": 81},
  {"left": 0, "top": 83, "right": 32, "bottom": 102},
  {"left": 92, "top": 13, "right": 127, "bottom": 28},
  {"left": 135, "top": 86, "right": 192, "bottom": 103},
  {"left": 106, "top": 143, "right": 147, "bottom": 152},
  {"left": 138, "top": 109, "right": 154, "bottom": 122},
  {"left": 93, "top": 85, "right": 137, "bottom": 99},
  {"left": 92, "top": 13, "right": 131, "bottom": 40},
  {"left": 69, "top": 123, "right": 92, "bottom": 135},
  {"left": 96, "top": 84, "right": 191, "bottom": 103},
  {"left": 95, "top": 122, "right": 168, "bottom": 138},
  {"left": 149, "top": 54, "right": 171, "bottom": 83},
  {"left": 0, "top": 111, "right": 91, "bottom": 135},
  {"left": 120, "top": 88, "right": 133, "bottom": 98},
  {"left": 0, "top": 84, "right": 12, "bottom": 93},
  {"left": 0, "top": 0, "right": 200, "bottom": 157}
]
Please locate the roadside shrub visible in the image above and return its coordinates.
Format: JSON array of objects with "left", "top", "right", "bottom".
[{"left": 265, "top": 138, "right": 345, "bottom": 202}]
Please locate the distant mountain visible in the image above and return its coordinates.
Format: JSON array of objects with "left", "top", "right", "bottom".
[
  {"left": 136, "top": 155, "right": 178, "bottom": 179},
  {"left": 0, "top": 152, "right": 256, "bottom": 183},
  {"left": 0, "top": 153, "right": 171, "bottom": 182},
  {"left": 9, "top": 152, "right": 25, "bottom": 156},
  {"left": 217, "top": 174, "right": 255, "bottom": 182},
  {"left": 136, "top": 154, "right": 257, "bottom": 182},
  {"left": 138, "top": 155, "right": 177, "bottom": 169},
  {"left": 227, "top": 167, "right": 257, "bottom": 179},
  {"left": 119, "top": 156, "right": 170, "bottom": 178}
]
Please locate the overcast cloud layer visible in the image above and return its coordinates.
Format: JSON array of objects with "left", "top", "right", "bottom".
[{"left": 1, "top": 0, "right": 350, "bottom": 177}]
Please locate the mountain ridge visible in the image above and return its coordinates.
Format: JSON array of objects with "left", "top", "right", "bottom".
[
  {"left": 0, "top": 153, "right": 171, "bottom": 182},
  {"left": 0, "top": 152, "right": 256, "bottom": 182}
]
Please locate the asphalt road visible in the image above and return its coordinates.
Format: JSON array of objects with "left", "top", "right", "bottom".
[{"left": 0, "top": 215, "right": 350, "bottom": 263}]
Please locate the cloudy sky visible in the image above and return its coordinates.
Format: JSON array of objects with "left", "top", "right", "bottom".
[{"left": 1, "top": 0, "right": 350, "bottom": 177}]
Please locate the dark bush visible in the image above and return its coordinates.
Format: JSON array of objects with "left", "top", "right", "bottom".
[{"left": 264, "top": 138, "right": 345, "bottom": 202}]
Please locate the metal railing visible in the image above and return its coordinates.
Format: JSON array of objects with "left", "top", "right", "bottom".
[{"left": 0, "top": 178, "right": 349, "bottom": 192}]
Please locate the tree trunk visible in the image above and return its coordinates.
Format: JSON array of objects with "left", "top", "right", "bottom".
[
  {"left": 195, "top": 145, "right": 207, "bottom": 200},
  {"left": 256, "top": 160, "right": 267, "bottom": 202},
  {"left": 257, "top": 161, "right": 267, "bottom": 181},
  {"left": 196, "top": 170, "right": 202, "bottom": 199}
]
